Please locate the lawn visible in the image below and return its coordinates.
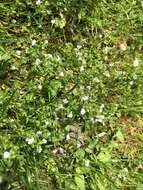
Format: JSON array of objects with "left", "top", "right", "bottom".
[{"left": 0, "top": 0, "right": 143, "bottom": 189}]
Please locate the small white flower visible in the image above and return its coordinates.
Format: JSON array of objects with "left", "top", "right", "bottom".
[
  {"left": 63, "top": 98, "right": 68, "bottom": 104},
  {"left": 44, "top": 39, "right": 48, "bottom": 44},
  {"left": 35, "top": 58, "right": 41, "bottom": 65},
  {"left": 36, "top": 0, "right": 42, "bottom": 5},
  {"left": 59, "top": 104, "right": 64, "bottom": 109},
  {"left": 31, "top": 39, "right": 36, "bottom": 46},
  {"left": 3, "top": 151, "right": 10, "bottom": 159},
  {"left": 99, "top": 104, "right": 105, "bottom": 112},
  {"left": 11, "top": 66, "right": 17, "bottom": 70},
  {"left": 36, "top": 131, "right": 42, "bottom": 136},
  {"left": 44, "top": 120, "right": 49, "bottom": 125},
  {"left": 85, "top": 160, "right": 90, "bottom": 167},
  {"left": 93, "top": 77, "right": 100, "bottom": 83},
  {"left": 103, "top": 71, "right": 110, "bottom": 77},
  {"left": 80, "top": 85, "right": 84, "bottom": 90},
  {"left": 104, "top": 46, "right": 110, "bottom": 54},
  {"left": 97, "top": 132, "right": 106, "bottom": 138},
  {"left": 51, "top": 19, "right": 56, "bottom": 25},
  {"left": 56, "top": 55, "right": 61, "bottom": 62},
  {"left": 38, "top": 84, "right": 42, "bottom": 90},
  {"left": 80, "top": 108, "right": 86, "bottom": 115},
  {"left": 12, "top": 19, "right": 16, "bottom": 23},
  {"left": 95, "top": 115, "right": 105, "bottom": 123},
  {"left": 47, "top": 54, "right": 53, "bottom": 59},
  {"left": 80, "top": 65, "right": 84, "bottom": 72},
  {"left": 123, "top": 168, "right": 128, "bottom": 173},
  {"left": 109, "top": 63, "right": 114, "bottom": 67},
  {"left": 37, "top": 147, "right": 42, "bottom": 153},
  {"left": 0, "top": 176, "right": 2, "bottom": 184},
  {"left": 81, "top": 96, "right": 89, "bottom": 101},
  {"left": 42, "top": 139, "right": 47, "bottom": 144},
  {"left": 119, "top": 42, "right": 127, "bottom": 51},
  {"left": 59, "top": 71, "right": 64, "bottom": 77},
  {"left": 67, "top": 112, "right": 73, "bottom": 118},
  {"left": 133, "top": 58, "right": 139, "bottom": 67},
  {"left": 16, "top": 50, "right": 21, "bottom": 56},
  {"left": 77, "top": 143, "right": 81, "bottom": 148},
  {"left": 90, "top": 118, "right": 95, "bottom": 123},
  {"left": 11, "top": 118, "right": 15, "bottom": 122},
  {"left": 66, "top": 134, "right": 70, "bottom": 140},
  {"left": 77, "top": 45, "right": 82, "bottom": 49},
  {"left": 87, "top": 86, "right": 91, "bottom": 90},
  {"left": 26, "top": 137, "right": 34, "bottom": 145},
  {"left": 129, "top": 81, "right": 134, "bottom": 85}
]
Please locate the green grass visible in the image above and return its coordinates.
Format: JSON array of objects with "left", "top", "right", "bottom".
[{"left": 0, "top": 0, "right": 143, "bottom": 189}]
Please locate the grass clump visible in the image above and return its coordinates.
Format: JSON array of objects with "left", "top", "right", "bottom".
[{"left": 0, "top": 0, "right": 143, "bottom": 189}]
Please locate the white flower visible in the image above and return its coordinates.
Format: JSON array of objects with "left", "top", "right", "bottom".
[
  {"left": 80, "top": 65, "right": 84, "bottom": 72},
  {"left": 66, "top": 134, "right": 70, "bottom": 140},
  {"left": 97, "top": 132, "right": 106, "bottom": 138},
  {"left": 63, "top": 98, "right": 68, "bottom": 104},
  {"left": 38, "top": 84, "right": 42, "bottom": 90},
  {"left": 119, "top": 42, "right": 127, "bottom": 51},
  {"left": 103, "top": 71, "right": 110, "bottom": 77},
  {"left": 44, "top": 120, "right": 49, "bottom": 125},
  {"left": 129, "top": 81, "right": 134, "bottom": 85},
  {"left": 11, "top": 118, "right": 15, "bottom": 122},
  {"left": 16, "top": 50, "right": 21, "bottom": 56},
  {"left": 35, "top": 58, "right": 41, "bottom": 65},
  {"left": 47, "top": 54, "right": 53, "bottom": 59},
  {"left": 104, "top": 46, "right": 110, "bottom": 54},
  {"left": 42, "top": 139, "right": 47, "bottom": 144},
  {"left": 56, "top": 55, "right": 61, "bottom": 62},
  {"left": 123, "top": 168, "right": 128, "bottom": 173},
  {"left": 81, "top": 96, "right": 89, "bottom": 101},
  {"left": 95, "top": 115, "right": 105, "bottom": 123},
  {"left": 99, "top": 104, "right": 105, "bottom": 112},
  {"left": 12, "top": 19, "right": 16, "bottom": 23},
  {"left": 51, "top": 19, "right": 56, "bottom": 25},
  {"left": 87, "top": 86, "right": 91, "bottom": 90},
  {"left": 26, "top": 137, "right": 34, "bottom": 145},
  {"left": 53, "top": 147, "right": 65, "bottom": 155},
  {"left": 77, "top": 143, "right": 81, "bottom": 148},
  {"left": 67, "top": 112, "right": 73, "bottom": 118},
  {"left": 37, "top": 147, "right": 42, "bottom": 153},
  {"left": 93, "top": 77, "right": 100, "bottom": 83},
  {"left": 31, "top": 39, "right": 36, "bottom": 46},
  {"left": 109, "top": 63, "right": 114, "bottom": 67},
  {"left": 85, "top": 160, "right": 90, "bottom": 167},
  {"left": 36, "top": 0, "right": 42, "bottom": 5},
  {"left": 3, "top": 151, "right": 10, "bottom": 159},
  {"left": 11, "top": 66, "right": 17, "bottom": 70},
  {"left": 59, "top": 71, "right": 64, "bottom": 77},
  {"left": 0, "top": 176, "right": 2, "bottom": 184},
  {"left": 36, "top": 131, "right": 42, "bottom": 136},
  {"left": 80, "top": 108, "right": 86, "bottom": 115},
  {"left": 77, "top": 45, "right": 82, "bottom": 49},
  {"left": 44, "top": 39, "right": 48, "bottom": 44},
  {"left": 133, "top": 58, "right": 139, "bottom": 67}
]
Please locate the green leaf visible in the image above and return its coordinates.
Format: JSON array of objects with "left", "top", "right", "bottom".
[
  {"left": 97, "top": 148, "right": 111, "bottom": 163},
  {"left": 116, "top": 129, "right": 124, "bottom": 142},
  {"left": 75, "top": 149, "right": 85, "bottom": 159},
  {"left": 136, "top": 184, "right": 143, "bottom": 190},
  {"left": 75, "top": 175, "right": 85, "bottom": 190}
]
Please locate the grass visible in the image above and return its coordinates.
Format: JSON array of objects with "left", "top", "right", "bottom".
[{"left": 0, "top": 0, "right": 143, "bottom": 189}]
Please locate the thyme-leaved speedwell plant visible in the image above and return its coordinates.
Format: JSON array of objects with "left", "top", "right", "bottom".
[{"left": 0, "top": 0, "right": 143, "bottom": 189}]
